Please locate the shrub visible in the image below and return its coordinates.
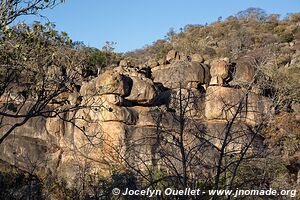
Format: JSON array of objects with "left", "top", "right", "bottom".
[{"left": 279, "top": 32, "right": 294, "bottom": 43}]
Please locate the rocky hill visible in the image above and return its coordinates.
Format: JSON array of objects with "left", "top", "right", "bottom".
[
  {"left": 0, "top": 10, "right": 300, "bottom": 199},
  {"left": 1, "top": 46, "right": 299, "bottom": 198}
]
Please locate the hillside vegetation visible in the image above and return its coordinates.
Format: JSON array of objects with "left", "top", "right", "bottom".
[
  {"left": 0, "top": 7, "right": 299, "bottom": 200},
  {"left": 125, "top": 8, "right": 300, "bottom": 111},
  {"left": 126, "top": 8, "right": 300, "bottom": 63}
]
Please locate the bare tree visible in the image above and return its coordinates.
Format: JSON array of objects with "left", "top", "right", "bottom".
[
  {"left": 0, "top": 0, "right": 64, "bottom": 31},
  {"left": 0, "top": 21, "right": 84, "bottom": 145},
  {"left": 111, "top": 58, "right": 275, "bottom": 200}
]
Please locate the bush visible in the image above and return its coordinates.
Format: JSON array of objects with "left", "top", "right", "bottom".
[{"left": 279, "top": 32, "right": 294, "bottom": 43}]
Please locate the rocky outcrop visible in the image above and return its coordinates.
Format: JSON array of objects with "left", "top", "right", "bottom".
[{"left": 0, "top": 50, "right": 275, "bottom": 185}]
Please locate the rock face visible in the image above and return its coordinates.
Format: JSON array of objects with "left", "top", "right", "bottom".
[
  {"left": 125, "top": 76, "right": 160, "bottom": 105},
  {"left": 231, "top": 56, "right": 255, "bottom": 85},
  {"left": 152, "top": 61, "right": 210, "bottom": 89},
  {"left": 205, "top": 86, "right": 245, "bottom": 120},
  {"left": 95, "top": 70, "right": 132, "bottom": 97},
  {"left": 0, "top": 51, "right": 275, "bottom": 185},
  {"left": 98, "top": 94, "right": 125, "bottom": 106},
  {"left": 205, "top": 86, "right": 272, "bottom": 126},
  {"left": 80, "top": 79, "right": 96, "bottom": 96},
  {"left": 166, "top": 50, "right": 180, "bottom": 62},
  {"left": 191, "top": 54, "right": 205, "bottom": 63},
  {"left": 168, "top": 88, "right": 205, "bottom": 118},
  {"left": 205, "top": 120, "right": 264, "bottom": 151},
  {"left": 209, "top": 59, "right": 231, "bottom": 86}
]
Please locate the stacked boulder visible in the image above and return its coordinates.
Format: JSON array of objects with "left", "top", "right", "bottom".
[
  {"left": 205, "top": 57, "right": 272, "bottom": 126},
  {"left": 0, "top": 50, "right": 274, "bottom": 184},
  {"left": 204, "top": 57, "right": 272, "bottom": 151}
]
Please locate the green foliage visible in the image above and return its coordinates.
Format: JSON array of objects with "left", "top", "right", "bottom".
[
  {"left": 0, "top": 21, "right": 84, "bottom": 98},
  {"left": 126, "top": 9, "right": 300, "bottom": 61},
  {"left": 2, "top": 21, "right": 72, "bottom": 47},
  {"left": 125, "top": 39, "right": 172, "bottom": 64},
  {"left": 0, "top": 167, "right": 139, "bottom": 200},
  {"left": 288, "top": 13, "right": 300, "bottom": 23},
  {"left": 0, "top": 21, "right": 120, "bottom": 93},
  {"left": 82, "top": 47, "right": 121, "bottom": 77},
  {"left": 279, "top": 32, "right": 294, "bottom": 43},
  {"left": 0, "top": 169, "right": 43, "bottom": 199},
  {"left": 261, "top": 64, "right": 300, "bottom": 108}
]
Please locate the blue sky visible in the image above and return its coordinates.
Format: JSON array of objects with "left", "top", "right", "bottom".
[{"left": 19, "top": 0, "right": 300, "bottom": 53}]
